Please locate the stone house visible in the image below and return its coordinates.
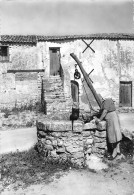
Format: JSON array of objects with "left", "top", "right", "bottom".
[{"left": 0, "top": 34, "right": 134, "bottom": 114}]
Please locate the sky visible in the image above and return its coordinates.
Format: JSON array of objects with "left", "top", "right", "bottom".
[{"left": 0, "top": 0, "right": 133, "bottom": 35}]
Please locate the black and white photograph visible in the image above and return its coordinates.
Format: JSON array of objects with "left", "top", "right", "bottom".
[{"left": 0, "top": 0, "right": 134, "bottom": 194}]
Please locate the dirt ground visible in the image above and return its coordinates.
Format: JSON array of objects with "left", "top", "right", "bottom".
[{"left": 1, "top": 158, "right": 134, "bottom": 195}]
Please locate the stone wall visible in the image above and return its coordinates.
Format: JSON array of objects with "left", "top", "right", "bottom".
[
  {"left": 36, "top": 118, "right": 106, "bottom": 167},
  {"left": 0, "top": 111, "right": 37, "bottom": 130},
  {"left": 0, "top": 43, "right": 44, "bottom": 110}
]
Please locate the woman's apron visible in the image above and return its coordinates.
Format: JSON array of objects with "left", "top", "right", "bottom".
[{"left": 105, "top": 111, "right": 122, "bottom": 143}]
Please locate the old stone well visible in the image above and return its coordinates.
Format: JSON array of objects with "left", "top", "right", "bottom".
[{"left": 36, "top": 115, "right": 107, "bottom": 167}]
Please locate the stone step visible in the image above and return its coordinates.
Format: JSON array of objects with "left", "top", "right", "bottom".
[
  {"left": 43, "top": 84, "right": 63, "bottom": 90},
  {"left": 43, "top": 79, "right": 62, "bottom": 83},
  {"left": 45, "top": 91, "right": 64, "bottom": 95},
  {"left": 46, "top": 99, "right": 66, "bottom": 103},
  {"left": 44, "top": 87, "right": 64, "bottom": 92},
  {"left": 43, "top": 77, "right": 62, "bottom": 82},
  {"left": 45, "top": 96, "right": 65, "bottom": 100}
]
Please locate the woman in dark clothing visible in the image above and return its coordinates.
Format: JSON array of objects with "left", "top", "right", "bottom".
[{"left": 95, "top": 97, "right": 122, "bottom": 160}]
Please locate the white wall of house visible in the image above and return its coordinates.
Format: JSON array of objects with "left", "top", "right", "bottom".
[{"left": 37, "top": 39, "right": 134, "bottom": 110}]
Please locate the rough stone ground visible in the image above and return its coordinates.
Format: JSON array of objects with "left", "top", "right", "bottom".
[{"left": 1, "top": 158, "right": 134, "bottom": 195}]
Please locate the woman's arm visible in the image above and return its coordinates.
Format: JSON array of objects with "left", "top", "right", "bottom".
[
  {"left": 95, "top": 109, "right": 108, "bottom": 123},
  {"left": 99, "top": 109, "right": 108, "bottom": 121}
]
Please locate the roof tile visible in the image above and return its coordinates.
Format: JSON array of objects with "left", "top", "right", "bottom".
[{"left": 1, "top": 33, "right": 134, "bottom": 44}]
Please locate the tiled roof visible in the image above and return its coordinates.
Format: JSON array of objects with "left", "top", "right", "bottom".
[
  {"left": 0, "top": 35, "right": 37, "bottom": 43},
  {"left": 37, "top": 33, "right": 134, "bottom": 41},
  {"left": 1, "top": 33, "right": 134, "bottom": 44}
]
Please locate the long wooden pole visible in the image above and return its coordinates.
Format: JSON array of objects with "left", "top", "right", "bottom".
[{"left": 70, "top": 53, "right": 102, "bottom": 108}]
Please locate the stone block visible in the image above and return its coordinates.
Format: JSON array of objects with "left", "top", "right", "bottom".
[
  {"left": 95, "top": 142, "right": 107, "bottom": 149},
  {"left": 95, "top": 130, "right": 106, "bottom": 138},
  {"left": 37, "top": 120, "right": 72, "bottom": 132},
  {"left": 92, "top": 146, "right": 105, "bottom": 154},
  {"left": 64, "top": 142, "right": 72, "bottom": 147},
  {"left": 66, "top": 146, "right": 83, "bottom": 153},
  {"left": 71, "top": 158, "right": 84, "bottom": 167},
  {"left": 83, "top": 121, "right": 96, "bottom": 130},
  {"left": 82, "top": 131, "right": 91, "bottom": 137},
  {"left": 57, "top": 139, "right": 64, "bottom": 147},
  {"left": 37, "top": 121, "right": 50, "bottom": 131},
  {"left": 45, "top": 144, "right": 53, "bottom": 151},
  {"left": 72, "top": 121, "right": 83, "bottom": 132},
  {"left": 94, "top": 137, "right": 106, "bottom": 143},
  {"left": 51, "top": 132, "right": 62, "bottom": 137},
  {"left": 50, "top": 150, "right": 57, "bottom": 158},
  {"left": 96, "top": 121, "right": 106, "bottom": 131},
  {"left": 78, "top": 136, "right": 83, "bottom": 141},
  {"left": 52, "top": 140, "right": 58, "bottom": 147},
  {"left": 46, "top": 140, "right": 52, "bottom": 145},
  {"left": 56, "top": 147, "right": 66, "bottom": 154},
  {"left": 86, "top": 148, "right": 92, "bottom": 154},
  {"left": 85, "top": 138, "right": 93, "bottom": 145},
  {"left": 73, "top": 152, "right": 84, "bottom": 159},
  {"left": 61, "top": 132, "right": 70, "bottom": 137},
  {"left": 45, "top": 136, "right": 54, "bottom": 141},
  {"left": 51, "top": 121, "right": 70, "bottom": 132},
  {"left": 58, "top": 154, "right": 68, "bottom": 161},
  {"left": 41, "top": 138, "right": 46, "bottom": 144}
]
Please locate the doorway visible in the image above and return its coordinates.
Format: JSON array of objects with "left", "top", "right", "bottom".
[
  {"left": 49, "top": 47, "right": 61, "bottom": 76},
  {"left": 119, "top": 81, "right": 132, "bottom": 107}
]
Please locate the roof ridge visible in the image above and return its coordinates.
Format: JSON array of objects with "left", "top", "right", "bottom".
[{"left": 1, "top": 33, "right": 134, "bottom": 43}]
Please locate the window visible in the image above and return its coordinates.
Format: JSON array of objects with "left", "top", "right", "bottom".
[
  {"left": 0, "top": 46, "right": 9, "bottom": 62},
  {"left": 119, "top": 81, "right": 132, "bottom": 107}
]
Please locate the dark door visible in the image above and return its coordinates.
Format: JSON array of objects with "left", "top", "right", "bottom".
[
  {"left": 49, "top": 48, "right": 61, "bottom": 76},
  {"left": 120, "top": 81, "right": 132, "bottom": 107}
]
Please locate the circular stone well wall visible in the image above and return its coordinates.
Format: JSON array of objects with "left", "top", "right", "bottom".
[{"left": 36, "top": 118, "right": 107, "bottom": 167}]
